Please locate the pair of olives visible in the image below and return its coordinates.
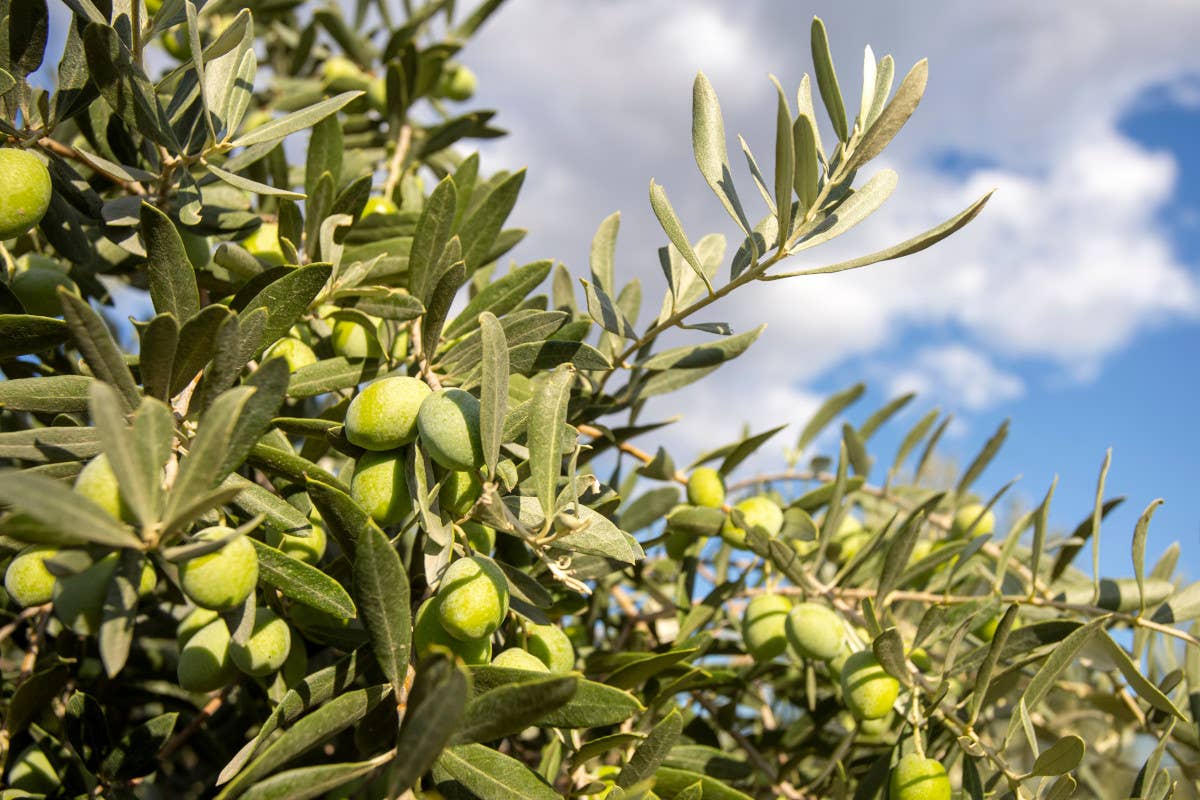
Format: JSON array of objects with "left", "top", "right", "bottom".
[
  {"left": 411, "top": 555, "right": 576, "bottom": 673},
  {"left": 344, "top": 377, "right": 485, "bottom": 525},
  {"left": 176, "top": 605, "right": 294, "bottom": 692}
]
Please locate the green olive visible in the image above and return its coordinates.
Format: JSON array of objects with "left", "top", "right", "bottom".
[
  {"left": 266, "top": 522, "right": 327, "bottom": 564},
  {"left": 178, "top": 527, "right": 259, "bottom": 611},
  {"left": 416, "top": 388, "right": 484, "bottom": 471},
  {"left": 889, "top": 753, "right": 951, "bottom": 800},
  {"left": 361, "top": 196, "right": 398, "bottom": 218},
  {"left": 525, "top": 623, "right": 575, "bottom": 673},
  {"left": 841, "top": 651, "right": 900, "bottom": 720},
  {"left": 0, "top": 149, "right": 52, "bottom": 240},
  {"left": 720, "top": 495, "right": 783, "bottom": 549},
  {"left": 436, "top": 555, "right": 508, "bottom": 641},
  {"left": 74, "top": 453, "right": 132, "bottom": 521},
  {"left": 177, "top": 607, "right": 220, "bottom": 647},
  {"left": 951, "top": 503, "right": 994, "bottom": 538},
  {"left": 229, "top": 607, "right": 293, "bottom": 677},
  {"left": 785, "top": 602, "right": 844, "bottom": 661},
  {"left": 686, "top": 467, "right": 725, "bottom": 508},
  {"left": 439, "top": 469, "right": 482, "bottom": 517},
  {"left": 742, "top": 594, "right": 792, "bottom": 661},
  {"left": 350, "top": 450, "right": 413, "bottom": 526},
  {"left": 322, "top": 56, "right": 371, "bottom": 91},
  {"left": 413, "top": 597, "right": 491, "bottom": 665},
  {"left": 177, "top": 617, "right": 237, "bottom": 692},
  {"left": 344, "top": 376, "right": 432, "bottom": 451},
  {"left": 437, "top": 64, "right": 477, "bottom": 101},
  {"left": 4, "top": 545, "right": 62, "bottom": 607},
  {"left": 263, "top": 337, "right": 318, "bottom": 373},
  {"left": 330, "top": 318, "right": 382, "bottom": 359},
  {"left": 241, "top": 221, "right": 286, "bottom": 266},
  {"left": 491, "top": 647, "right": 548, "bottom": 672},
  {"left": 463, "top": 521, "right": 496, "bottom": 554},
  {"left": 11, "top": 267, "right": 78, "bottom": 316}
]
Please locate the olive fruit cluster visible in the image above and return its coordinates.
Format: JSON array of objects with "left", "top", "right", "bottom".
[
  {"left": 664, "top": 467, "right": 789, "bottom": 557},
  {"left": 345, "top": 377, "right": 485, "bottom": 526},
  {"left": 176, "top": 606, "right": 296, "bottom": 692}
]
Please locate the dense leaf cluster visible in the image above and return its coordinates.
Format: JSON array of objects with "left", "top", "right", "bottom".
[{"left": 0, "top": 1, "right": 1197, "bottom": 799}]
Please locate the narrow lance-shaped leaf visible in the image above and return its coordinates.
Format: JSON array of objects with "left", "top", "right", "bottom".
[
  {"left": 957, "top": 418, "right": 1009, "bottom": 497},
  {"left": 59, "top": 291, "right": 141, "bottom": 411},
  {"left": 408, "top": 175, "right": 457, "bottom": 305},
  {"left": 590, "top": 211, "right": 620, "bottom": 295},
  {"left": 435, "top": 744, "right": 559, "bottom": 800},
  {"left": 1090, "top": 448, "right": 1112, "bottom": 605},
  {"left": 0, "top": 470, "right": 141, "bottom": 548},
  {"left": 1029, "top": 477, "right": 1057, "bottom": 598},
  {"left": 165, "top": 387, "right": 255, "bottom": 523},
  {"left": 764, "top": 191, "right": 994, "bottom": 280},
  {"left": 90, "top": 383, "right": 154, "bottom": 527},
  {"left": 795, "top": 382, "right": 864, "bottom": 454},
  {"left": 810, "top": 17, "right": 848, "bottom": 142},
  {"left": 692, "top": 73, "right": 754, "bottom": 238},
  {"left": 140, "top": 203, "right": 200, "bottom": 322},
  {"left": 847, "top": 57, "right": 928, "bottom": 172},
  {"left": 580, "top": 278, "right": 637, "bottom": 341},
  {"left": 770, "top": 75, "right": 795, "bottom": 239},
  {"left": 792, "top": 112, "right": 819, "bottom": 215},
  {"left": 1132, "top": 498, "right": 1164, "bottom": 615},
  {"left": 229, "top": 90, "right": 363, "bottom": 148},
  {"left": 649, "top": 180, "right": 714, "bottom": 296},
  {"left": 98, "top": 550, "right": 142, "bottom": 678},
  {"left": 478, "top": 312, "right": 508, "bottom": 478},
  {"left": 353, "top": 525, "right": 411, "bottom": 700},
  {"left": 617, "top": 708, "right": 683, "bottom": 789},
  {"left": 251, "top": 540, "right": 356, "bottom": 619},
  {"left": 528, "top": 366, "right": 575, "bottom": 524},
  {"left": 385, "top": 656, "right": 470, "bottom": 796}
]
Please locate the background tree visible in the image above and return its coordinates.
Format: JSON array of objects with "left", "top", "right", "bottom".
[{"left": 0, "top": 2, "right": 1196, "bottom": 799}]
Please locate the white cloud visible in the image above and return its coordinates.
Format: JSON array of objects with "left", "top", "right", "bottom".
[
  {"left": 887, "top": 345, "right": 1024, "bottom": 411},
  {"left": 463, "top": 1, "right": 1200, "bottom": 459}
]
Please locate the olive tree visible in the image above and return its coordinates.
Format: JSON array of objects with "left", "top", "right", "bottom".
[{"left": 0, "top": 1, "right": 1196, "bottom": 799}]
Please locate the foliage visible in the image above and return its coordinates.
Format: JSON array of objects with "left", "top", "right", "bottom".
[{"left": 0, "top": 1, "right": 1196, "bottom": 799}]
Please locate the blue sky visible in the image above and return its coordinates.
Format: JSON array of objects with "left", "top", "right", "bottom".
[{"left": 459, "top": 2, "right": 1200, "bottom": 580}]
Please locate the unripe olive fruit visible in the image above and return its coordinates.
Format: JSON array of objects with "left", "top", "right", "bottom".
[
  {"left": 439, "top": 469, "right": 482, "bottom": 516},
  {"left": 241, "top": 221, "right": 286, "bottom": 266},
  {"left": 177, "top": 607, "right": 220, "bottom": 647},
  {"left": 525, "top": 623, "right": 575, "bottom": 673},
  {"left": 279, "top": 637, "right": 308, "bottom": 688},
  {"left": 178, "top": 527, "right": 259, "bottom": 610},
  {"left": 263, "top": 337, "right": 318, "bottom": 373},
  {"left": 49, "top": 552, "right": 154, "bottom": 635},
  {"left": 322, "top": 56, "right": 371, "bottom": 91},
  {"left": 367, "top": 77, "right": 387, "bottom": 114},
  {"left": 720, "top": 495, "right": 783, "bottom": 548},
  {"left": 229, "top": 607, "right": 293, "bottom": 677},
  {"left": 345, "top": 376, "right": 432, "bottom": 451},
  {"left": 952, "top": 503, "right": 994, "bottom": 538},
  {"left": 331, "top": 318, "right": 382, "bottom": 359},
  {"left": 361, "top": 196, "right": 398, "bottom": 218},
  {"left": 972, "top": 612, "right": 1018, "bottom": 642},
  {"left": 177, "top": 618, "right": 237, "bottom": 692},
  {"left": 11, "top": 267, "right": 79, "bottom": 316},
  {"left": 889, "top": 753, "right": 951, "bottom": 800},
  {"left": 4, "top": 545, "right": 62, "bottom": 606},
  {"left": 413, "top": 597, "right": 491, "bottom": 665},
  {"left": 438, "top": 64, "right": 477, "bottom": 101},
  {"left": 785, "top": 602, "right": 844, "bottom": 661},
  {"left": 437, "top": 556, "right": 508, "bottom": 641},
  {"left": 417, "top": 388, "right": 484, "bottom": 471},
  {"left": 145, "top": 0, "right": 163, "bottom": 13},
  {"left": 463, "top": 521, "right": 496, "bottom": 554},
  {"left": 491, "top": 648, "right": 548, "bottom": 672},
  {"left": 686, "top": 467, "right": 725, "bottom": 508},
  {"left": 161, "top": 28, "right": 189, "bottom": 60},
  {"left": 0, "top": 149, "right": 52, "bottom": 240},
  {"left": 908, "top": 647, "right": 933, "bottom": 672},
  {"left": 741, "top": 594, "right": 792, "bottom": 661},
  {"left": 350, "top": 450, "right": 413, "bottom": 526},
  {"left": 74, "top": 453, "right": 131, "bottom": 521},
  {"left": 841, "top": 651, "right": 900, "bottom": 720},
  {"left": 267, "top": 523, "right": 327, "bottom": 564},
  {"left": 7, "top": 745, "right": 57, "bottom": 794}
]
